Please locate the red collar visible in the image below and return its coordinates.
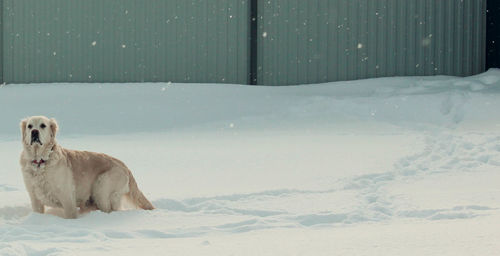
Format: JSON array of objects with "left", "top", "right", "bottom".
[
  {"left": 31, "top": 146, "right": 55, "bottom": 168},
  {"left": 32, "top": 159, "right": 46, "bottom": 167}
]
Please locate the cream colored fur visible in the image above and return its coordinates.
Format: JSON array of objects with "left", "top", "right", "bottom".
[{"left": 19, "top": 116, "right": 154, "bottom": 219}]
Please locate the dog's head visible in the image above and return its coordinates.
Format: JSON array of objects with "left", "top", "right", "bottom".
[{"left": 20, "top": 116, "right": 58, "bottom": 147}]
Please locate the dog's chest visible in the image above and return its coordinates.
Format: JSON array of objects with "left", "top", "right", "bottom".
[{"left": 30, "top": 170, "right": 65, "bottom": 207}]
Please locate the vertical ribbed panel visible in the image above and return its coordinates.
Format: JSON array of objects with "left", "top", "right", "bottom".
[
  {"left": 0, "top": 0, "right": 3, "bottom": 83},
  {"left": 257, "top": 0, "right": 487, "bottom": 85},
  {"left": 3, "top": 0, "right": 249, "bottom": 84}
]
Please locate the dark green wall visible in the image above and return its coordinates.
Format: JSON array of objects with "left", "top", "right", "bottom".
[
  {"left": 0, "top": 0, "right": 3, "bottom": 83},
  {"left": 0, "top": 0, "right": 488, "bottom": 85},
  {"left": 257, "top": 0, "right": 486, "bottom": 85},
  {"left": 3, "top": 0, "right": 250, "bottom": 84}
]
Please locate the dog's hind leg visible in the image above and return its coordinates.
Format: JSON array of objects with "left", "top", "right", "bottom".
[{"left": 92, "top": 168, "right": 129, "bottom": 213}]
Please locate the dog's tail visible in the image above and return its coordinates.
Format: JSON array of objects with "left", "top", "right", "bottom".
[{"left": 127, "top": 171, "right": 155, "bottom": 210}]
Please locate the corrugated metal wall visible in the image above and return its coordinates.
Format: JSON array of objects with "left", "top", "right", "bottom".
[
  {"left": 0, "top": 0, "right": 3, "bottom": 83},
  {"left": 0, "top": 0, "right": 488, "bottom": 85},
  {"left": 2, "top": 0, "right": 250, "bottom": 84},
  {"left": 257, "top": 0, "right": 487, "bottom": 85}
]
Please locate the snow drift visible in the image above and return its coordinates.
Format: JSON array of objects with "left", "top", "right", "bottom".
[{"left": 1, "top": 70, "right": 499, "bottom": 255}]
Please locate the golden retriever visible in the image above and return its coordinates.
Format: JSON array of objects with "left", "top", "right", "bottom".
[{"left": 19, "top": 116, "right": 154, "bottom": 219}]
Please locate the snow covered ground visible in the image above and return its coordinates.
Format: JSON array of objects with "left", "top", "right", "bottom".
[{"left": 1, "top": 70, "right": 500, "bottom": 255}]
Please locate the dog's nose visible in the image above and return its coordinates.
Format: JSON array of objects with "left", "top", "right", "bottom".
[{"left": 31, "top": 129, "right": 39, "bottom": 137}]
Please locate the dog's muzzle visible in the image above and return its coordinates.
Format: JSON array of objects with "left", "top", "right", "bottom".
[{"left": 30, "top": 129, "right": 42, "bottom": 145}]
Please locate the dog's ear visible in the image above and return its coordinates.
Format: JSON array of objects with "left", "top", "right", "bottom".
[
  {"left": 20, "top": 118, "right": 28, "bottom": 141},
  {"left": 49, "top": 118, "right": 58, "bottom": 138}
]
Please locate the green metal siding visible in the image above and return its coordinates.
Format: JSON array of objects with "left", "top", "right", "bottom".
[
  {"left": 2, "top": 0, "right": 250, "bottom": 84},
  {"left": 0, "top": 0, "right": 3, "bottom": 84},
  {"left": 0, "top": 0, "right": 488, "bottom": 85},
  {"left": 257, "top": 0, "right": 487, "bottom": 85}
]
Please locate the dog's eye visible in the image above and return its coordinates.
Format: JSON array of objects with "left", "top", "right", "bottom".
[
  {"left": 40, "top": 123, "right": 46, "bottom": 129},
  {"left": 27, "top": 124, "right": 33, "bottom": 129}
]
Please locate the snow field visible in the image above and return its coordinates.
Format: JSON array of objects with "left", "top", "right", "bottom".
[{"left": 1, "top": 69, "right": 500, "bottom": 255}]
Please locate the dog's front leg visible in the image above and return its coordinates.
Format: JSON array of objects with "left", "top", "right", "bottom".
[
  {"left": 22, "top": 176, "right": 45, "bottom": 214},
  {"left": 61, "top": 195, "right": 78, "bottom": 219},
  {"left": 29, "top": 192, "right": 44, "bottom": 214}
]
